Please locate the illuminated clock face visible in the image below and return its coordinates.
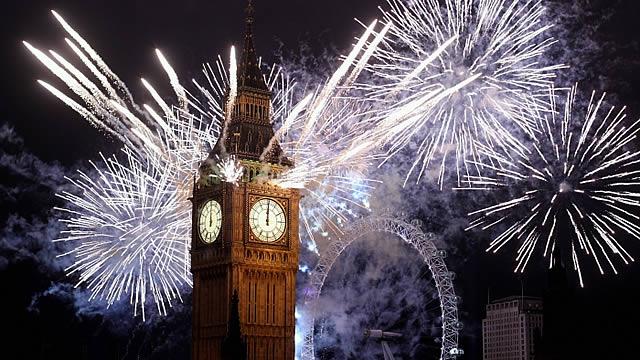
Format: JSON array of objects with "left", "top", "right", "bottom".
[
  {"left": 198, "top": 200, "right": 222, "bottom": 244},
  {"left": 249, "top": 198, "right": 286, "bottom": 243}
]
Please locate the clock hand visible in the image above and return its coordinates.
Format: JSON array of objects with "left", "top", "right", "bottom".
[{"left": 266, "top": 201, "right": 270, "bottom": 226}]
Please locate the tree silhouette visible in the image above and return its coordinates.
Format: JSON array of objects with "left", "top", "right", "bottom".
[{"left": 222, "top": 290, "right": 246, "bottom": 360}]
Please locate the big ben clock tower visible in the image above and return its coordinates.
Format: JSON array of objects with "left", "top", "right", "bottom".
[{"left": 191, "top": 2, "right": 300, "bottom": 359}]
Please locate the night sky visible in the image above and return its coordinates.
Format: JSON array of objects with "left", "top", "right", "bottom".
[{"left": 2, "top": 1, "right": 640, "bottom": 359}]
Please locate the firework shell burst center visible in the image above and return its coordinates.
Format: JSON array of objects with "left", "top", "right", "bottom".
[{"left": 466, "top": 86, "right": 640, "bottom": 287}]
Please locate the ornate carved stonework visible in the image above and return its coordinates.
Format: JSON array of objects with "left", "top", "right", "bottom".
[{"left": 191, "top": 2, "right": 299, "bottom": 359}]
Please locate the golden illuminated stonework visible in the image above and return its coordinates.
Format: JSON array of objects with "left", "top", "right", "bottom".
[{"left": 190, "top": 2, "right": 300, "bottom": 359}]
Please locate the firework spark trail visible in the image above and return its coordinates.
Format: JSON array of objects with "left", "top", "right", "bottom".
[
  {"left": 156, "top": 49, "right": 188, "bottom": 110},
  {"left": 262, "top": 21, "right": 399, "bottom": 249},
  {"left": 296, "top": 20, "right": 388, "bottom": 146},
  {"left": 211, "top": 155, "right": 245, "bottom": 185},
  {"left": 465, "top": 86, "right": 640, "bottom": 286},
  {"left": 55, "top": 149, "right": 191, "bottom": 321},
  {"left": 24, "top": 9, "right": 241, "bottom": 180},
  {"left": 268, "top": 26, "right": 475, "bottom": 250},
  {"left": 26, "top": 8, "right": 476, "bottom": 315},
  {"left": 50, "top": 10, "right": 141, "bottom": 111},
  {"left": 263, "top": 19, "right": 472, "bottom": 250},
  {"left": 24, "top": 13, "right": 222, "bottom": 167},
  {"left": 24, "top": 10, "right": 229, "bottom": 316},
  {"left": 225, "top": 46, "right": 238, "bottom": 123},
  {"left": 25, "top": 10, "right": 385, "bottom": 314},
  {"left": 364, "top": 0, "right": 563, "bottom": 187},
  {"left": 270, "top": 19, "right": 414, "bottom": 191},
  {"left": 23, "top": 41, "right": 135, "bottom": 148}
]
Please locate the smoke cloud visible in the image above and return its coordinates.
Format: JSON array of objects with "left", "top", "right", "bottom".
[
  {"left": 313, "top": 232, "right": 442, "bottom": 359},
  {"left": 0, "top": 123, "right": 191, "bottom": 358}
]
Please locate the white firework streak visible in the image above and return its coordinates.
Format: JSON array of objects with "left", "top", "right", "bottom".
[
  {"left": 24, "top": 11, "right": 393, "bottom": 313},
  {"left": 365, "top": 0, "right": 563, "bottom": 187},
  {"left": 23, "top": 10, "right": 230, "bottom": 316},
  {"left": 268, "top": 21, "right": 478, "bottom": 250},
  {"left": 210, "top": 155, "right": 245, "bottom": 186},
  {"left": 55, "top": 149, "right": 190, "bottom": 321},
  {"left": 26, "top": 10, "right": 474, "bottom": 315},
  {"left": 268, "top": 20, "right": 412, "bottom": 251},
  {"left": 465, "top": 86, "right": 640, "bottom": 287}
]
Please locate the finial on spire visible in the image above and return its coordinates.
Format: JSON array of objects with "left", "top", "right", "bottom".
[
  {"left": 245, "top": 0, "right": 255, "bottom": 27},
  {"left": 238, "top": 0, "right": 268, "bottom": 91}
]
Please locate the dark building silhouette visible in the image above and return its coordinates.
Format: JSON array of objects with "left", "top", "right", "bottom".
[
  {"left": 222, "top": 290, "right": 247, "bottom": 360},
  {"left": 540, "top": 262, "right": 574, "bottom": 360}
]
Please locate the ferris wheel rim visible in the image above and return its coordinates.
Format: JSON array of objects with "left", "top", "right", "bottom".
[{"left": 299, "top": 215, "right": 460, "bottom": 360}]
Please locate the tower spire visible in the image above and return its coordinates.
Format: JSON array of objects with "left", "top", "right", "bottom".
[
  {"left": 205, "top": 0, "right": 292, "bottom": 168},
  {"left": 245, "top": 0, "right": 255, "bottom": 29},
  {"left": 239, "top": 0, "right": 268, "bottom": 91}
]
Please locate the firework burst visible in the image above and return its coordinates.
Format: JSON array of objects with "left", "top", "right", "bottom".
[
  {"left": 365, "top": 0, "right": 563, "bottom": 187},
  {"left": 25, "top": 3, "right": 485, "bottom": 314},
  {"left": 268, "top": 20, "right": 422, "bottom": 250},
  {"left": 465, "top": 86, "right": 640, "bottom": 286},
  {"left": 55, "top": 149, "right": 191, "bottom": 320},
  {"left": 22, "top": 10, "right": 255, "bottom": 316},
  {"left": 25, "top": 11, "right": 410, "bottom": 314}
]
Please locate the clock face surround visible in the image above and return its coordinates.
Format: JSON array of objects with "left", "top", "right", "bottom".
[
  {"left": 198, "top": 200, "right": 222, "bottom": 244},
  {"left": 249, "top": 197, "right": 287, "bottom": 243}
]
